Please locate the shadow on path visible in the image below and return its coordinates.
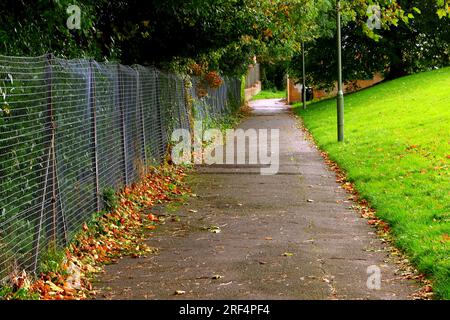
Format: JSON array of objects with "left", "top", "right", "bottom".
[{"left": 95, "top": 98, "right": 419, "bottom": 300}]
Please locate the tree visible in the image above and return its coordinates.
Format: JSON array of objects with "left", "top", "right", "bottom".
[
  {"left": 380, "top": 0, "right": 450, "bottom": 79},
  {"left": 0, "top": 0, "right": 110, "bottom": 60},
  {"left": 95, "top": 0, "right": 266, "bottom": 74},
  {"left": 1, "top": 0, "right": 448, "bottom": 77},
  {"left": 288, "top": 0, "right": 450, "bottom": 87}
]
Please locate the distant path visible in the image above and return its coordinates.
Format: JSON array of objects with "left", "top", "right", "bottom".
[{"left": 95, "top": 99, "right": 418, "bottom": 299}]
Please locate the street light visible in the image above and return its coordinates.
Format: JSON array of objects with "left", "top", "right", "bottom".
[
  {"left": 302, "top": 42, "right": 306, "bottom": 110},
  {"left": 336, "top": 0, "right": 344, "bottom": 142}
]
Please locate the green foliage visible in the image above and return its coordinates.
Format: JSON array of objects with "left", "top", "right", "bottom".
[
  {"left": 290, "top": 22, "right": 387, "bottom": 89},
  {"left": 289, "top": 0, "right": 450, "bottom": 88},
  {"left": 0, "top": 57, "right": 50, "bottom": 279},
  {"left": 102, "top": 187, "right": 119, "bottom": 212},
  {"left": 0, "top": 285, "right": 13, "bottom": 299},
  {"left": 261, "top": 61, "right": 289, "bottom": 90},
  {"left": 39, "top": 247, "right": 67, "bottom": 275},
  {"left": 240, "top": 75, "right": 246, "bottom": 106},
  {"left": 2, "top": 0, "right": 448, "bottom": 77},
  {"left": 98, "top": 0, "right": 263, "bottom": 75},
  {"left": 0, "top": 285, "right": 40, "bottom": 300},
  {"left": 0, "top": 0, "right": 115, "bottom": 60},
  {"left": 379, "top": 0, "right": 450, "bottom": 78},
  {"left": 295, "top": 67, "right": 450, "bottom": 299}
]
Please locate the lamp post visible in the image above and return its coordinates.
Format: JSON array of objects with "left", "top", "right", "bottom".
[
  {"left": 336, "top": 0, "right": 344, "bottom": 142},
  {"left": 302, "top": 42, "right": 306, "bottom": 110}
]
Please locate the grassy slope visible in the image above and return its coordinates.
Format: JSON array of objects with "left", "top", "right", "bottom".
[
  {"left": 295, "top": 67, "right": 450, "bottom": 299},
  {"left": 252, "top": 89, "right": 286, "bottom": 100}
]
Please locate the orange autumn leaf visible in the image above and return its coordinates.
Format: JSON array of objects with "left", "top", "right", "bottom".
[
  {"left": 147, "top": 214, "right": 159, "bottom": 222},
  {"left": 3, "top": 165, "right": 189, "bottom": 300}
]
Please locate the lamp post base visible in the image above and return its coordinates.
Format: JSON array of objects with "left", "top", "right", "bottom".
[{"left": 337, "top": 90, "right": 344, "bottom": 142}]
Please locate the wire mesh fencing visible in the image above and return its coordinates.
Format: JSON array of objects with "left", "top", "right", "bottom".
[
  {"left": 0, "top": 54, "right": 242, "bottom": 280},
  {"left": 190, "top": 76, "right": 242, "bottom": 126}
]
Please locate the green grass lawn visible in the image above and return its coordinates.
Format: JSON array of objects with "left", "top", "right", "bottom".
[
  {"left": 294, "top": 67, "right": 450, "bottom": 299},
  {"left": 252, "top": 89, "right": 286, "bottom": 100}
]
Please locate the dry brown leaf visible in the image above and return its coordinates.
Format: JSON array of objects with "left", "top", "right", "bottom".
[{"left": 174, "top": 290, "right": 186, "bottom": 295}]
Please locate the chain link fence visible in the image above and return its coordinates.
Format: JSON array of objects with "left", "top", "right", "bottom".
[{"left": 0, "top": 54, "right": 242, "bottom": 280}]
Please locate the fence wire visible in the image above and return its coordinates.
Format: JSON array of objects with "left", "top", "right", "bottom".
[{"left": 0, "top": 54, "right": 243, "bottom": 280}]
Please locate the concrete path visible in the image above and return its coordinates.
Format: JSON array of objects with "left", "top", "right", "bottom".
[{"left": 95, "top": 99, "right": 419, "bottom": 300}]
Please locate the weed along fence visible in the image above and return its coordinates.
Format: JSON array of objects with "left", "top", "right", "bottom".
[{"left": 0, "top": 54, "right": 242, "bottom": 280}]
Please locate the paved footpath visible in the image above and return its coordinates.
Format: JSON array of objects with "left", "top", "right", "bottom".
[{"left": 95, "top": 99, "right": 419, "bottom": 299}]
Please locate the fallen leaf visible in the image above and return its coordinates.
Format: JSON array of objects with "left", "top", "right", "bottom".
[
  {"left": 147, "top": 214, "right": 159, "bottom": 222},
  {"left": 322, "top": 277, "right": 330, "bottom": 283},
  {"left": 424, "top": 285, "right": 433, "bottom": 293},
  {"left": 46, "top": 281, "right": 64, "bottom": 293},
  {"left": 208, "top": 226, "right": 221, "bottom": 233},
  {"left": 282, "top": 252, "right": 294, "bottom": 257},
  {"left": 14, "top": 165, "right": 191, "bottom": 300},
  {"left": 63, "top": 282, "right": 76, "bottom": 294},
  {"left": 265, "top": 237, "right": 273, "bottom": 240}
]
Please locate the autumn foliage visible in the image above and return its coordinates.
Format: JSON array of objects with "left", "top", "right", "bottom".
[
  {"left": 189, "top": 62, "right": 224, "bottom": 98},
  {"left": 2, "top": 165, "right": 189, "bottom": 300}
]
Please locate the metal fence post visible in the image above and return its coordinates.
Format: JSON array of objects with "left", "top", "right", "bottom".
[
  {"left": 31, "top": 141, "right": 51, "bottom": 273},
  {"left": 46, "top": 53, "right": 57, "bottom": 248},
  {"left": 89, "top": 61, "right": 101, "bottom": 212},
  {"left": 180, "top": 78, "right": 191, "bottom": 135},
  {"left": 31, "top": 53, "right": 55, "bottom": 272},
  {"left": 117, "top": 65, "right": 129, "bottom": 185},
  {"left": 1, "top": 54, "right": 248, "bottom": 277},
  {"left": 154, "top": 70, "right": 166, "bottom": 160},
  {"left": 175, "top": 79, "right": 183, "bottom": 131},
  {"left": 136, "top": 69, "right": 147, "bottom": 172}
]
